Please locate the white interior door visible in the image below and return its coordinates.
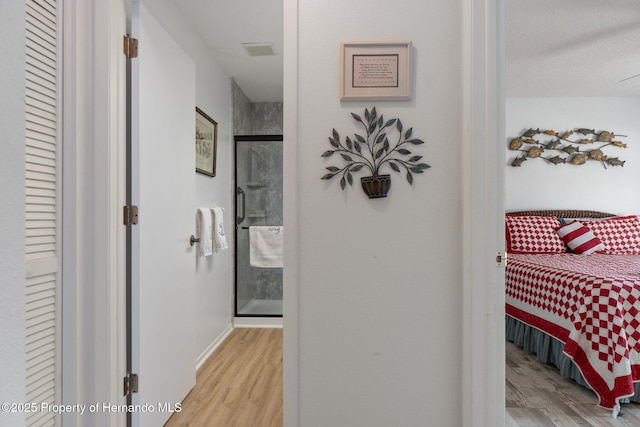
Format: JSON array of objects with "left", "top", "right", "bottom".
[{"left": 130, "top": 3, "right": 196, "bottom": 426}]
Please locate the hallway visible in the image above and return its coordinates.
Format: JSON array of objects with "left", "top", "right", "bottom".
[{"left": 164, "top": 328, "right": 283, "bottom": 427}]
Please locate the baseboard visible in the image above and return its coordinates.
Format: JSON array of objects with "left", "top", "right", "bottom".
[
  {"left": 196, "top": 324, "right": 234, "bottom": 371},
  {"left": 233, "top": 317, "right": 283, "bottom": 328}
]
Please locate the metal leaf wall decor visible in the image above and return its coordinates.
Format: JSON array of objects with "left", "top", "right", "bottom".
[
  {"left": 508, "top": 128, "right": 627, "bottom": 168},
  {"left": 320, "top": 107, "right": 431, "bottom": 198}
]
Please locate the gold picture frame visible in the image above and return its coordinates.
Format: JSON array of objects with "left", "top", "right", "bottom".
[
  {"left": 340, "top": 40, "right": 412, "bottom": 101},
  {"left": 195, "top": 107, "right": 217, "bottom": 177}
]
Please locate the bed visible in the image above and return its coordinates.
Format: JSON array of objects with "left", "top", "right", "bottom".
[{"left": 504, "top": 209, "right": 640, "bottom": 416}]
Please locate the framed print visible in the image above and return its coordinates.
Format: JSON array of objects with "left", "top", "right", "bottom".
[
  {"left": 340, "top": 40, "right": 412, "bottom": 101},
  {"left": 195, "top": 107, "right": 217, "bottom": 177}
]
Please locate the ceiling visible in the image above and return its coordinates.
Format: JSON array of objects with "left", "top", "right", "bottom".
[
  {"left": 171, "top": 0, "right": 283, "bottom": 103},
  {"left": 507, "top": 0, "right": 640, "bottom": 97},
  {"left": 171, "top": 0, "right": 640, "bottom": 101}
]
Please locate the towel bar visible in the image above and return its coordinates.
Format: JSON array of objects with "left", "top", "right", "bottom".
[{"left": 189, "top": 235, "right": 200, "bottom": 246}]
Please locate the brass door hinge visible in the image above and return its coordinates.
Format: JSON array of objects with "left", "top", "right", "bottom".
[
  {"left": 496, "top": 251, "right": 508, "bottom": 267},
  {"left": 123, "top": 372, "right": 139, "bottom": 396},
  {"left": 123, "top": 35, "right": 138, "bottom": 59},
  {"left": 123, "top": 205, "right": 139, "bottom": 226}
]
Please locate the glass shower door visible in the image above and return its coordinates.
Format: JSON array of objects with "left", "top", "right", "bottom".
[{"left": 235, "top": 135, "right": 283, "bottom": 317}]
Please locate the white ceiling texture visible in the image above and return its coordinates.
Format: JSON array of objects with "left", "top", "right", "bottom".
[
  {"left": 172, "top": 0, "right": 640, "bottom": 100},
  {"left": 507, "top": 0, "right": 640, "bottom": 97},
  {"left": 172, "top": 0, "right": 284, "bottom": 103}
]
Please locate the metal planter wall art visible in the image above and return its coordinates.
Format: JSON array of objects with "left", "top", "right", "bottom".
[
  {"left": 508, "top": 128, "right": 627, "bottom": 168},
  {"left": 321, "top": 107, "right": 430, "bottom": 199}
]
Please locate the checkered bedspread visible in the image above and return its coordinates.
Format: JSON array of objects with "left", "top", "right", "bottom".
[{"left": 506, "top": 253, "right": 640, "bottom": 409}]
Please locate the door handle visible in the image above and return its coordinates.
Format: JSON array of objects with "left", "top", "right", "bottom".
[{"left": 236, "top": 187, "right": 246, "bottom": 225}]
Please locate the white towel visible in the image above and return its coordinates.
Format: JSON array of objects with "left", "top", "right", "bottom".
[
  {"left": 249, "top": 226, "right": 283, "bottom": 268},
  {"left": 195, "top": 208, "right": 213, "bottom": 257},
  {"left": 211, "top": 205, "right": 228, "bottom": 252}
]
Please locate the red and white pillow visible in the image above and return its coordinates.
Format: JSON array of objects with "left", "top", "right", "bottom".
[
  {"left": 505, "top": 215, "right": 567, "bottom": 254},
  {"left": 556, "top": 221, "right": 605, "bottom": 255},
  {"left": 581, "top": 215, "right": 640, "bottom": 255}
]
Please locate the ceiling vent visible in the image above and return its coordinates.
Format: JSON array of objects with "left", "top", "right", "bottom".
[{"left": 242, "top": 42, "right": 277, "bottom": 57}]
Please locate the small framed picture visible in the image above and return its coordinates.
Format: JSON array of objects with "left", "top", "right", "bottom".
[
  {"left": 195, "top": 107, "right": 217, "bottom": 177},
  {"left": 340, "top": 40, "right": 412, "bottom": 101}
]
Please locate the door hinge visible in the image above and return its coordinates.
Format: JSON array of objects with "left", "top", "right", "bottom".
[
  {"left": 123, "top": 205, "right": 139, "bottom": 226},
  {"left": 496, "top": 251, "right": 508, "bottom": 267},
  {"left": 123, "top": 35, "right": 138, "bottom": 59},
  {"left": 123, "top": 372, "right": 139, "bottom": 396}
]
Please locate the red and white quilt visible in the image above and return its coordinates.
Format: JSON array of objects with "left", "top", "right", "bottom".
[{"left": 506, "top": 253, "right": 640, "bottom": 410}]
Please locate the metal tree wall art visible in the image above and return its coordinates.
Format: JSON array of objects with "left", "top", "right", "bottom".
[
  {"left": 508, "top": 128, "right": 627, "bottom": 168},
  {"left": 321, "top": 107, "right": 431, "bottom": 198}
]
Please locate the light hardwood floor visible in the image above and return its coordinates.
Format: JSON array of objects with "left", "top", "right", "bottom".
[
  {"left": 164, "top": 328, "right": 283, "bottom": 427},
  {"left": 167, "top": 329, "right": 640, "bottom": 426},
  {"left": 506, "top": 340, "right": 640, "bottom": 426}
]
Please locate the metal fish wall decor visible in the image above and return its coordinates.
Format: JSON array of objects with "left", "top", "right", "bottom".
[{"left": 508, "top": 128, "right": 628, "bottom": 169}]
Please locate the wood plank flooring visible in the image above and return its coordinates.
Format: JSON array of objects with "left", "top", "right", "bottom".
[
  {"left": 164, "top": 328, "right": 283, "bottom": 427},
  {"left": 506, "top": 340, "right": 640, "bottom": 426},
  {"left": 166, "top": 329, "right": 640, "bottom": 426}
]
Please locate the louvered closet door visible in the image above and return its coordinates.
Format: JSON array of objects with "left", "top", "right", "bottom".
[{"left": 25, "top": 1, "right": 61, "bottom": 426}]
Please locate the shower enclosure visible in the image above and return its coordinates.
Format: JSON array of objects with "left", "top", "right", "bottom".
[{"left": 235, "top": 135, "right": 283, "bottom": 317}]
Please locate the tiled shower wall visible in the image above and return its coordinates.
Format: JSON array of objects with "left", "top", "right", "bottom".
[{"left": 232, "top": 80, "right": 283, "bottom": 135}]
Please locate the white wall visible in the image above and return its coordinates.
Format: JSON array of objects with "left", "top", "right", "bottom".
[
  {"left": 295, "top": 1, "right": 463, "bottom": 425},
  {"left": 141, "top": 0, "right": 235, "bottom": 360},
  {"left": 0, "top": 2, "right": 26, "bottom": 426},
  {"left": 0, "top": 1, "right": 497, "bottom": 426},
  {"left": 506, "top": 97, "right": 640, "bottom": 215}
]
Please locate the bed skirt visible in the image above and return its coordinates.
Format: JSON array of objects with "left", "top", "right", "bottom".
[{"left": 505, "top": 315, "right": 640, "bottom": 404}]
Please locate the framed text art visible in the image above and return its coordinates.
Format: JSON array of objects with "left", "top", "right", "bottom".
[
  {"left": 339, "top": 41, "right": 412, "bottom": 101},
  {"left": 195, "top": 107, "right": 218, "bottom": 177}
]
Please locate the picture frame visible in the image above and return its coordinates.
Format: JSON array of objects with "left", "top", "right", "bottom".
[
  {"left": 340, "top": 40, "right": 412, "bottom": 101},
  {"left": 195, "top": 107, "right": 218, "bottom": 177}
]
